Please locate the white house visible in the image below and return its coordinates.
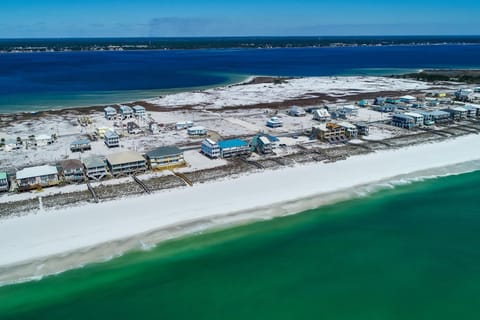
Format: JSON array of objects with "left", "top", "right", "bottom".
[
  {"left": 187, "top": 126, "right": 207, "bottom": 136},
  {"left": 313, "top": 109, "right": 330, "bottom": 121},
  {"left": 201, "top": 139, "right": 220, "bottom": 158},
  {"left": 176, "top": 121, "right": 194, "bottom": 130},
  {"left": 266, "top": 117, "right": 283, "bottom": 128}
]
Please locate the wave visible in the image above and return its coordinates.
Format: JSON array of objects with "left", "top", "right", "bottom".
[{"left": 1, "top": 159, "right": 480, "bottom": 287}]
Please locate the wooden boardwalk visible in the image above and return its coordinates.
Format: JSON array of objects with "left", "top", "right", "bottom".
[{"left": 132, "top": 175, "right": 152, "bottom": 194}]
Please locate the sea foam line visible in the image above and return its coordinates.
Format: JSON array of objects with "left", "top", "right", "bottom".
[{"left": 1, "top": 158, "right": 480, "bottom": 288}]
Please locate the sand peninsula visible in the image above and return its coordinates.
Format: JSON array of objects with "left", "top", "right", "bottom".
[{"left": 1, "top": 74, "right": 480, "bottom": 284}]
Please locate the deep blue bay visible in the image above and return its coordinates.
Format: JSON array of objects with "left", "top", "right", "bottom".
[{"left": 1, "top": 44, "right": 480, "bottom": 113}]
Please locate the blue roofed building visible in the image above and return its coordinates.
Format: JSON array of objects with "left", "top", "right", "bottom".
[{"left": 218, "top": 139, "right": 250, "bottom": 158}]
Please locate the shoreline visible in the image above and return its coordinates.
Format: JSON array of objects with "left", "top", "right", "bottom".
[
  {"left": 0, "top": 74, "right": 254, "bottom": 116},
  {"left": 0, "top": 67, "right": 472, "bottom": 118},
  {"left": 2, "top": 41, "right": 480, "bottom": 55},
  {"left": 0, "top": 134, "right": 479, "bottom": 285}
]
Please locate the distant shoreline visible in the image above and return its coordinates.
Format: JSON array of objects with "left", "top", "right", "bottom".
[{"left": 1, "top": 36, "right": 480, "bottom": 54}]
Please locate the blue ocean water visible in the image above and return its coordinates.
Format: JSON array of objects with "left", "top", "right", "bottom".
[{"left": 1, "top": 44, "right": 480, "bottom": 112}]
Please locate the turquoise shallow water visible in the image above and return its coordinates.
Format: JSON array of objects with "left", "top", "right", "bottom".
[{"left": 0, "top": 170, "right": 479, "bottom": 319}]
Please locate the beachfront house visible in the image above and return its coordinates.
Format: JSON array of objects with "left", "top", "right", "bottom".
[
  {"left": 416, "top": 111, "right": 435, "bottom": 126},
  {"left": 176, "top": 121, "right": 194, "bottom": 130},
  {"left": 187, "top": 126, "right": 207, "bottom": 136},
  {"left": 70, "top": 139, "right": 91, "bottom": 153},
  {"left": 58, "top": 159, "right": 85, "bottom": 183},
  {"left": 391, "top": 114, "right": 415, "bottom": 129},
  {"left": 106, "top": 151, "right": 146, "bottom": 177},
  {"left": 250, "top": 134, "right": 278, "bottom": 154},
  {"left": 0, "top": 172, "right": 8, "bottom": 192},
  {"left": 266, "top": 117, "right": 283, "bottom": 128},
  {"left": 355, "top": 122, "right": 370, "bottom": 136},
  {"left": 404, "top": 112, "right": 424, "bottom": 127},
  {"left": 145, "top": 146, "right": 185, "bottom": 170},
  {"left": 104, "top": 106, "right": 117, "bottom": 120},
  {"left": 288, "top": 106, "right": 306, "bottom": 117},
  {"left": 312, "top": 109, "right": 330, "bottom": 122},
  {"left": 311, "top": 123, "right": 347, "bottom": 143},
  {"left": 83, "top": 156, "right": 107, "bottom": 181},
  {"left": 201, "top": 139, "right": 220, "bottom": 158},
  {"left": 104, "top": 130, "right": 120, "bottom": 148},
  {"left": 218, "top": 139, "right": 250, "bottom": 158},
  {"left": 337, "top": 122, "right": 358, "bottom": 139},
  {"left": 119, "top": 105, "right": 134, "bottom": 120},
  {"left": 16, "top": 165, "right": 59, "bottom": 191},
  {"left": 132, "top": 105, "right": 146, "bottom": 118},
  {"left": 430, "top": 110, "right": 451, "bottom": 124},
  {"left": 443, "top": 107, "right": 468, "bottom": 121}
]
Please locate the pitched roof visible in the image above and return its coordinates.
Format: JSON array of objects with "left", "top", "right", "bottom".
[
  {"left": 104, "top": 106, "right": 117, "bottom": 113},
  {"left": 132, "top": 105, "right": 146, "bottom": 112}
]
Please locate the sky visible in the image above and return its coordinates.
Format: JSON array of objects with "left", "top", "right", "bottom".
[{"left": 0, "top": 0, "right": 479, "bottom": 38}]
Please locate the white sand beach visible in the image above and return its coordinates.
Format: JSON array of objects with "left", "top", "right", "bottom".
[{"left": 0, "top": 134, "right": 479, "bottom": 276}]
